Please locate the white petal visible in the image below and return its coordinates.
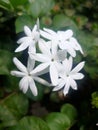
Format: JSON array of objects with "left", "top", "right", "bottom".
[
  {"left": 64, "top": 29, "right": 73, "bottom": 39},
  {"left": 57, "top": 31, "right": 65, "bottom": 41},
  {"left": 30, "top": 62, "right": 49, "bottom": 74},
  {"left": 69, "top": 77, "right": 77, "bottom": 90},
  {"left": 40, "top": 27, "right": 56, "bottom": 40},
  {"left": 11, "top": 70, "right": 26, "bottom": 77},
  {"left": 34, "top": 77, "right": 51, "bottom": 86},
  {"left": 58, "top": 40, "right": 67, "bottom": 49},
  {"left": 40, "top": 30, "right": 52, "bottom": 40},
  {"left": 17, "top": 37, "right": 28, "bottom": 44},
  {"left": 29, "top": 78, "right": 38, "bottom": 96},
  {"left": 53, "top": 62, "right": 63, "bottom": 73},
  {"left": 17, "top": 37, "right": 33, "bottom": 45},
  {"left": 70, "top": 37, "right": 83, "bottom": 54},
  {"left": 63, "top": 80, "right": 70, "bottom": 95},
  {"left": 15, "top": 41, "right": 30, "bottom": 52},
  {"left": 32, "top": 24, "right": 37, "bottom": 32},
  {"left": 28, "top": 43, "right": 36, "bottom": 53},
  {"left": 49, "top": 63, "right": 58, "bottom": 86},
  {"left": 59, "top": 41, "right": 76, "bottom": 57},
  {"left": 53, "top": 79, "right": 65, "bottom": 91},
  {"left": 67, "top": 47, "right": 76, "bottom": 57},
  {"left": 58, "top": 29, "right": 73, "bottom": 40},
  {"left": 70, "top": 73, "right": 84, "bottom": 80},
  {"left": 19, "top": 77, "right": 29, "bottom": 93},
  {"left": 71, "top": 61, "right": 85, "bottom": 73},
  {"left": 27, "top": 56, "right": 35, "bottom": 72},
  {"left": 13, "top": 57, "right": 28, "bottom": 73},
  {"left": 53, "top": 85, "right": 62, "bottom": 91},
  {"left": 29, "top": 53, "right": 50, "bottom": 62},
  {"left": 32, "top": 24, "right": 40, "bottom": 41},
  {"left": 44, "top": 28, "right": 56, "bottom": 35},
  {"left": 24, "top": 26, "right": 32, "bottom": 36},
  {"left": 34, "top": 67, "right": 49, "bottom": 76},
  {"left": 63, "top": 56, "right": 73, "bottom": 74},
  {"left": 51, "top": 40, "right": 58, "bottom": 56},
  {"left": 38, "top": 39, "right": 51, "bottom": 55}
]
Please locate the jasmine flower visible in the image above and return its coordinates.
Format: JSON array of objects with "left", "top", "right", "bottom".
[
  {"left": 11, "top": 57, "right": 51, "bottom": 96},
  {"left": 58, "top": 34, "right": 83, "bottom": 57},
  {"left": 53, "top": 56, "right": 85, "bottom": 95},
  {"left": 15, "top": 20, "right": 40, "bottom": 52},
  {"left": 40, "top": 27, "right": 83, "bottom": 57},
  {"left": 29, "top": 39, "right": 66, "bottom": 86},
  {"left": 11, "top": 19, "right": 85, "bottom": 97}
]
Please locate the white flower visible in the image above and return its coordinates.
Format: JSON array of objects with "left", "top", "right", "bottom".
[
  {"left": 59, "top": 35, "right": 83, "bottom": 57},
  {"left": 53, "top": 56, "right": 85, "bottom": 95},
  {"left": 15, "top": 21, "right": 40, "bottom": 52},
  {"left": 58, "top": 33, "right": 83, "bottom": 57},
  {"left": 11, "top": 57, "right": 51, "bottom": 96},
  {"left": 29, "top": 39, "right": 66, "bottom": 86},
  {"left": 40, "top": 27, "right": 83, "bottom": 57},
  {"left": 12, "top": 19, "right": 85, "bottom": 97}
]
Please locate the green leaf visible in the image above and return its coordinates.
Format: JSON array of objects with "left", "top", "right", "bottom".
[
  {"left": 0, "top": 50, "right": 13, "bottom": 75},
  {"left": 91, "top": 22, "right": 98, "bottom": 35},
  {"left": 15, "top": 14, "right": 34, "bottom": 33},
  {"left": 61, "top": 103, "right": 78, "bottom": 124},
  {"left": 77, "top": 31, "right": 98, "bottom": 79},
  {"left": 0, "top": 0, "right": 12, "bottom": 11},
  {"left": 46, "top": 112, "right": 71, "bottom": 130},
  {"left": 0, "top": 92, "right": 29, "bottom": 128},
  {"left": 9, "top": 0, "right": 28, "bottom": 8},
  {"left": 91, "top": 91, "right": 98, "bottom": 108},
  {"left": 76, "top": 31, "right": 94, "bottom": 53},
  {"left": 40, "top": 16, "right": 52, "bottom": 27},
  {"left": 26, "top": 0, "right": 55, "bottom": 18},
  {"left": 73, "top": 15, "right": 88, "bottom": 29},
  {"left": 52, "top": 14, "right": 78, "bottom": 31},
  {"left": 15, "top": 15, "right": 35, "bottom": 33},
  {"left": 8, "top": 116, "right": 50, "bottom": 130}
]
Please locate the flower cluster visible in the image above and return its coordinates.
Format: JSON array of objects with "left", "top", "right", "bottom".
[{"left": 11, "top": 19, "right": 85, "bottom": 96}]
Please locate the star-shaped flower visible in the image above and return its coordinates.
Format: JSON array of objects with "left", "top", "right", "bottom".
[
  {"left": 15, "top": 20, "right": 40, "bottom": 52},
  {"left": 58, "top": 32, "right": 83, "bottom": 57},
  {"left": 40, "top": 27, "right": 83, "bottom": 57},
  {"left": 53, "top": 56, "right": 85, "bottom": 95},
  {"left": 29, "top": 39, "right": 66, "bottom": 86},
  {"left": 11, "top": 57, "right": 50, "bottom": 96}
]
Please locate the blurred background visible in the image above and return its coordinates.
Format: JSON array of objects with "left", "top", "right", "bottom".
[{"left": 0, "top": 0, "right": 98, "bottom": 130}]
